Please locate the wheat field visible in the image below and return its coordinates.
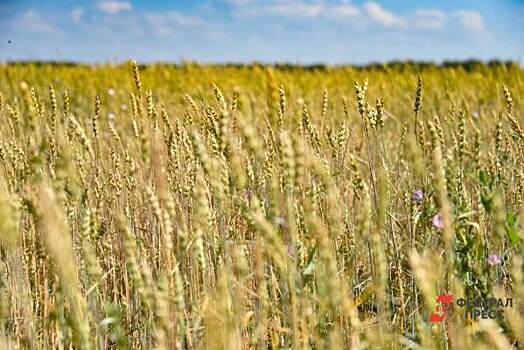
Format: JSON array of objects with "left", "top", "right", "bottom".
[{"left": 0, "top": 61, "right": 523, "bottom": 349}]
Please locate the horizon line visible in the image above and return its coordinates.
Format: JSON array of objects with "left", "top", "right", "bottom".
[{"left": 1, "top": 58, "right": 521, "bottom": 68}]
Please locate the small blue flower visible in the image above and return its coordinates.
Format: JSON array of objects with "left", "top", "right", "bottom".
[{"left": 412, "top": 189, "right": 423, "bottom": 203}]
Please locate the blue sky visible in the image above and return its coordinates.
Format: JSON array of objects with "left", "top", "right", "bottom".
[{"left": 0, "top": 0, "right": 523, "bottom": 64}]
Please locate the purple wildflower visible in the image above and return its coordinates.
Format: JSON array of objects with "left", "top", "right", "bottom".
[
  {"left": 431, "top": 214, "right": 444, "bottom": 230},
  {"left": 412, "top": 189, "right": 423, "bottom": 203},
  {"left": 487, "top": 254, "right": 502, "bottom": 266}
]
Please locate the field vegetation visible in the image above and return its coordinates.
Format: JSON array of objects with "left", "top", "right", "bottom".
[{"left": 0, "top": 61, "right": 523, "bottom": 349}]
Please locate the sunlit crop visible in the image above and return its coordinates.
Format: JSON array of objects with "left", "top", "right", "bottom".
[{"left": 0, "top": 61, "right": 523, "bottom": 349}]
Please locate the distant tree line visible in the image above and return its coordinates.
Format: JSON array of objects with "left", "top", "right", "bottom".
[{"left": 3, "top": 59, "right": 520, "bottom": 72}]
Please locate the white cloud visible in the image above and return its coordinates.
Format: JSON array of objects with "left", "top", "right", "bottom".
[
  {"left": 363, "top": 1, "right": 405, "bottom": 27},
  {"left": 97, "top": 1, "right": 133, "bottom": 15},
  {"left": 70, "top": 7, "right": 84, "bottom": 22},
  {"left": 145, "top": 11, "right": 206, "bottom": 36},
  {"left": 15, "top": 9, "right": 59, "bottom": 33},
  {"left": 412, "top": 8, "right": 446, "bottom": 29},
  {"left": 229, "top": 0, "right": 359, "bottom": 19},
  {"left": 265, "top": 3, "right": 324, "bottom": 18},
  {"left": 325, "top": 3, "right": 360, "bottom": 19},
  {"left": 226, "top": 1, "right": 485, "bottom": 34},
  {"left": 453, "top": 10, "right": 485, "bottom": 32}
]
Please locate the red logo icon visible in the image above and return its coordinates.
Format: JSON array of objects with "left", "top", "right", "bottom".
[{"left": 429, "top": 294, "right": 453, "bottom": 323}]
